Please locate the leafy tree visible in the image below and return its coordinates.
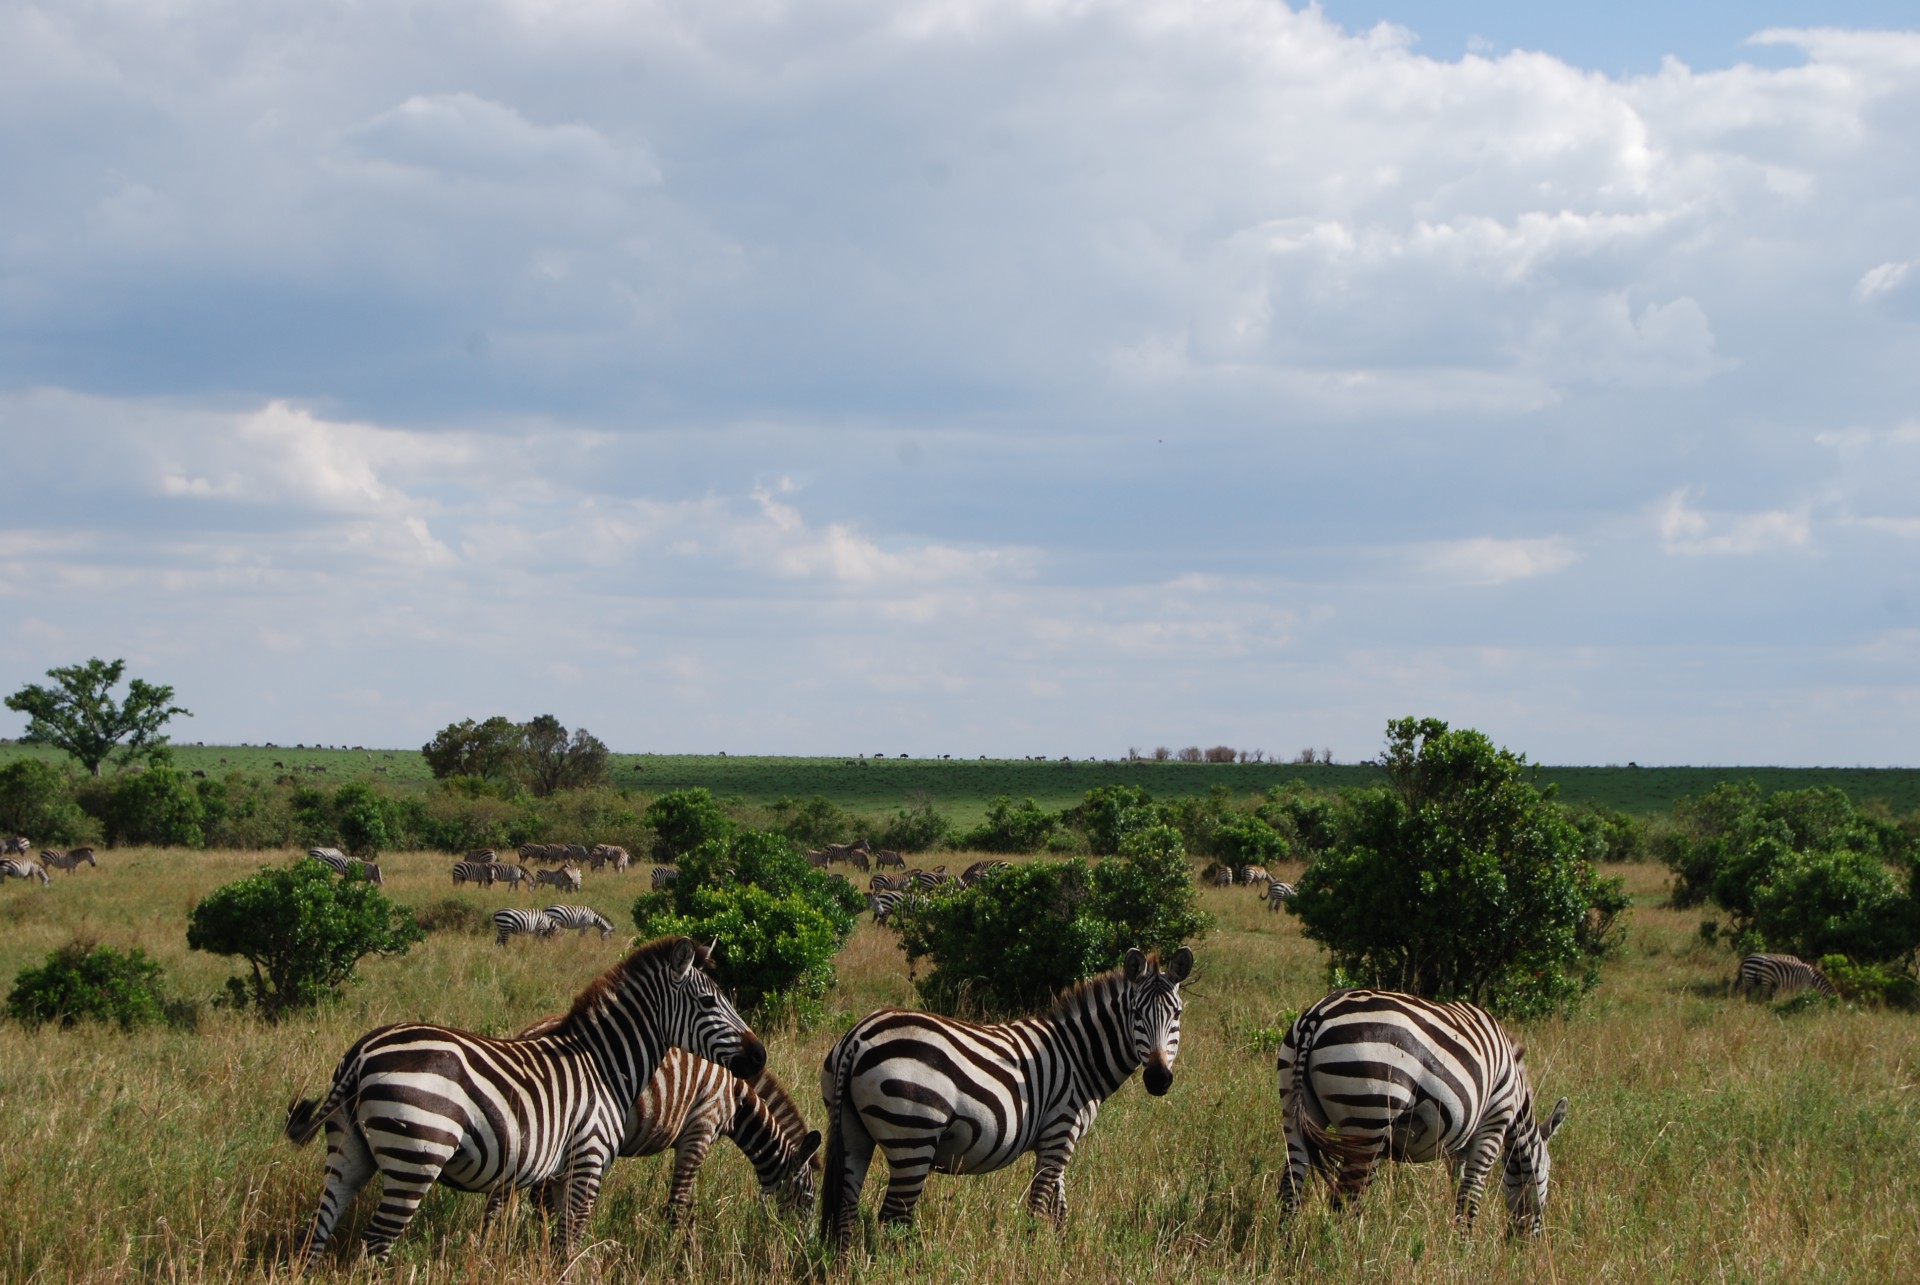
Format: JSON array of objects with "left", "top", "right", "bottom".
[
  {"left": 767, "top": 794, "right": 860, "bottom": 849},
  {"left": 1288, "top": 717, "right": 1627, "bottom": 1018},
  {"left": 186, "top": 860, "right": 423, "bottom": 1019},
  {"left": 1086, "top": 824, "right": 1213, "bottom": 961},
  {"left": 333, "top": 782, "right": 390, "bottom": 858},
  {"left": 0, "top": 758, "right": 96, "bottom": 845},
  {"left": 104, "top": 765, "right": 207, "bottom": 847},
  {"left": 875, "top": 798, "right": 953, "bottom": 853},
  {"left": 1073, "top": 784, "right": 1160, "bottom": 855},
  {"left": 1211, "top": 813, "right": 1290, "bottom": 871},
  {"left": 5, "top": 657, "right": 191, "bottom": 777},
  {"left": 420, "top": 716, "right": 523, "bottom": 782},
  {"left": 1743, "top": 848, "right": 1917, "bottom": 964},
  {"left": 644, "top": 787, "right": 735, "bottom": 864},
  {"left": 520, "top": 714, "right": 610, "bottom": 797},
  {"left": 960, "top": 796, "right": 1059, "bottom": 853},
  {"left": 7, "top": 939, "right": 168, "bottom": 1030}
]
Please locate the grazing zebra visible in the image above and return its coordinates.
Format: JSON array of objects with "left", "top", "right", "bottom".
[
  {"left": 283, "top": 937, "right": 765, "bottom": 1266},
  {"left": 908, "top": 866, "right": 952, "bottom": 891},
  {"left": 1267, "top": 880, "right": 1296, "bottom": 912},
  {"left": 1241, "top": 865, "right": 1271, "bottom": 886},
  {"left": 1275, "top": 988, "right": 1569, "bottom": 1236},
  {"left": 819, "top": 946, "right": 1194, "bottom": 1250},
  {"left": 1205, "top": 865, "right": 1234, "bottom": 887},
  {"left": 869, "top": 872, "right": 912, "bottom": 893},
  {"left": 465, "top": 848, "right": 500, "bottom": 864},
  {"left": 493, "top": 908, "right": 558, "bottom": 946},
  {"left": 534, "top": 866, "right": 583, "bottom": 894},
  {"left": 589, "top": 844, "right": 632, "bottom": 873},
  {"left": 1, "top": 858, "right": 51, "bottom": 886},
  {"left": 307, "top": 849, "right": 383, "bottom": 884},
  {"left": 489, "top": 1039, "right": 822, "bottom": 1227},
  {"left": 545, "top": 904, "right": 616, "bottom": 939},
  {"left": 489, "top": 863, "right": 533, "bottom": 891},
  {"left": 960, "top": 859, "right": 1009, "bottom": 886},
  {"left": 1, "top": 834, "right": 30, "bottom": 856},
  {"left": 40, "top": 847, "right": 98, "bottom": 873},
  {"left": 865, "top": 889, "right": 913, "bottom": 925},
  {"left": 1736, "top": 952, "right": 1839, "bottom": 1000},
  {"left": 652, "top": 866, "right": 679, "bottom": 891},
  {"left": 451, "top": 860, "right": 496, "bottom": 888},
  {"left": 874, "top": 849, "right": 906, "bottom": 871}
]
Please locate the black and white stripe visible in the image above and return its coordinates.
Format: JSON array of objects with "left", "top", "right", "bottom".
[
  {"left": 1266, "top": 880, "right": 1295, "bottom": 912},
  {"left": 283, "top": 936, "right": 766, "bottom": 1266},
  {"left": 818, "top": 946, "right": 1194, "bottom": 1249},
  {"left": 1, "top": 858, "right": 51, "bottom": 886},
  {"left": 864, "top": 889, "right": 913, "bottom": 925},
  {"left": 534, "top": 866, "right": 583, "bottom": 894},
  {"left": 451, "top": 859, "right": 496, "bottom": 888},
  {"left": 307, "top": 849, "right": 382, "bottom": 883},
  {"left": 1736, "top": 952, "right": 1838, "bottom": 1000},
  {"left": 544, "top": 904, "right": 616, "bottom": 939},
  {"left": 493, "top": 908, "right": 558, "bottom": 946},
  {"left": 40, "top": 847, "right": 98, "bottom": 873},
  {"left": 960, "top": 859, "right": 1010, "bottom": 886},
  {"left": 489, "top": 863, "right": 533, "bottom": 891},
  {"left": 491, "top": 1040, "right": 822, "bottom": 1226},
  {"left": 1275, "top": 988, "right": 1569, "bottom": 1236},
  {"left": 652, "top": 866, "right": 679, "bottom": 890}
]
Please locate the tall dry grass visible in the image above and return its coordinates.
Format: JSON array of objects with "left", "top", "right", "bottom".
[{"left": 2, "top": 853, "right": 1917, "bottom": 1281}]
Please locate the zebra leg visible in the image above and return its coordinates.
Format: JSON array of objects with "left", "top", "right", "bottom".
[
  {"left": 355, "top": 1127, "right": 459, "bottom": 1262},
  {"left": 1449, "top": 1127, "right": 1507, "bottom": 1229},
  {"left": 875, "top": 1140, "right": 937, "bottom": 1231},
  {"left": 557, "top": 1149, "right": 614, "bottom": 1257},
  {"left": 821, "top": 1087, "right": 877, "bottom": 1250},
  {"left": 299, "top": 1117, "right": 376, "bottom": 1269},
  {"left": 665, "top": 1121, "right": 723, "bottom": 1226},
  {"left": 1024, "top": 1104, "right": 1094, "bottom": 1227}
]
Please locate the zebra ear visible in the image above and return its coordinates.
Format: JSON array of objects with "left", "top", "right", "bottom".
[
  {"left": 1540, "top": 1096, "right": 1569, "bottom": 1142},
  {"left": 669, "top": 936, "right": 697, "bottom": 978},
  {"left": 1166, "top": 946, "right": 1194, "bottom": 982},
  {"left": 797, "top": 1129, "right": 822, "bottom": 1163},
  {"left": 1124, "top": 947, "right": 1148, "bottom": 979}
]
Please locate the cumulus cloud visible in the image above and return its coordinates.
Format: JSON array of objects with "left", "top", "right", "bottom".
[{"left": 1657, "top": 489, "right": 1811, "bottom": 556}]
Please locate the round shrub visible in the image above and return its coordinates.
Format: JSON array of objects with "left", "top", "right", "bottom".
[
  {"left": 104, "top": 765, "right": 206, "bottom": 847},
  {"left": 7, "top": 939, "right": 167, "bottom": 1030}
]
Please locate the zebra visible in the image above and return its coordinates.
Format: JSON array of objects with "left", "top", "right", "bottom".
[
  {"left": 40, "top": 847, "right": 98, "bottom": 873},
  {"left": 960, "top": 859, "right": 1009, "bottom": 886},
  {"left": 493, "top": 908, "right": 558, "bottom": 946},
  {"left": 451, "top": 860, "right": 496, "bottom": 888},
  {"left": 488, "top": 1037, "right": 822, "bottom": 1227},
  {"left": 1241, "top": 864, "right": 1271, "bottom": 886},
  {"left": 283, "top": 936, "right": 765, "bottom": 1267},
  {"left": 1205, "top": 865, "right": 1234, "bottom": 887},
  {"left": 307, "top": 849, "right": 383, "bottom": 884},
  {"left": 1267, "top": 880, "right": 1296, "bottom": 912},
  {"left": 865, "top": 889, "right": 913, "bottom": 925},
  {"left": 534, "top": 865, "right": 583, "bottom": 894},
  {"left": 1736, "top": 953, "right": 1839, "bottom": 1001},
  {"left": 1, "top": 834, "right": 30, "bottom": 855},
  {"left": 818, "top": 945, "right": 1194, "bottom": 1250},
  {"left": 589, "top": 844, "right": 632, "bottom": 872},
  {"left": 1, "top": 858, "right": 51, "bottom": 886},
  {"left": 464, "top": 848, "right": 500, "bottom": 864},
  {"left": 489, "top": 863, "right": 533, "bottom": 891},
  {"left": 652, "top": 866, "right": 680, "bottom": 891},
  {"left": 544, "top": 904, "right": 616, "bottom": 939},
  {"left": 869, "top": 872, "right": 912, "bottom": 893},
  {"left": 1275, "top": 988, "right": 1569, "bottom": 1237},
  {"left": 874, "top": 849, "right": 907, "bottom": 871},
  {"left": 909, "top": 866, "right": 952, "bottom": 891}
]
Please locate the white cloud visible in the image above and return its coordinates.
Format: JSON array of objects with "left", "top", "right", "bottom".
[
  {"left": 1415, "top": 537, "right": 1580, "bottom": 586},
  {"left": 1657, "top": 489, "right": 1811, "bottom": 556}
]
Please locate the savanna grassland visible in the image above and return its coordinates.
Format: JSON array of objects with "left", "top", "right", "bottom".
[{"left": 4, "top": 848, "right": 1919, "bottom": 1283}]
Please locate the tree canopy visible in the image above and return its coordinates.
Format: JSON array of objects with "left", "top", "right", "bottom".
[{"left": 5, "top": 658, "right": 191, "bottom": 777}]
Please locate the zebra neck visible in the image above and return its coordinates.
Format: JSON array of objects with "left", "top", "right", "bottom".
[
  {"left": 1035, "top": 972, "right": 1138, "bottom": 1101},
  {"left": 561, "top": 1001, "right": 670, "bottom": 1106}
]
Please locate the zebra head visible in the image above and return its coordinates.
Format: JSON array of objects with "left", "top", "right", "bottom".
[
  {"left": 768, "top": 1129, "right": 824, "bottom": 1218},
  {"left": 656, "top": 937, "right": 767, "bottom": 1080},
  {"left": 1500, "top": 1094, "right": 1569, "bottom": 1236},
  {"left": 1125, "top": 946, "right": 1193, "bottom": 1097}
]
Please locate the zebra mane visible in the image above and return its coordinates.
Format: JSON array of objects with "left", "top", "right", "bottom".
[
  {"left": 557, "top": 935, "right": 712, "bottom": 1029},
  {"left": 750, "top": 1065, "right": 812, "bottom": 1144},
  {"left": 1044, "top": 951, "right": 1157, "bottom": 1019}
]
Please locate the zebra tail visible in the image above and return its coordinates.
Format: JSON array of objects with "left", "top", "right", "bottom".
[
  {"left": 285, "top": 1057, "right": 361, "bottom": 1147},
  {"left": 817, "top": 1033, "right": 858, "bottom": 1245},
  {"left": 1284, "top": 1014, "right": 1371, "bottom": 1171}
]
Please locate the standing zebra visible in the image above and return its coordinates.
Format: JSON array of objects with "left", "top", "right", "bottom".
[
  {"left": 489, "top": 863, "right": 533, "bottom": 891},
  {"left": 819, "top": 946, "right": 1194, "bottom": 1250},
  {"left": 534, "top": 865, "right": 584, "bottom": 894},
  {"left": 307, "top": 849, "right": 382, "bottom": 884},
  {"left": 283, "top": 936, "right": 765, "bottom": 1266},
  {"left": 873, "top": 849, "right": 906, "bottom": 871},
  {"left": 1736, "top": 952, "right": 1839, "bottom": 1000},
  {"left": 1266, "top": 880, "right": 1295, "bottom": 912},
  {"left": 489, "top": 1040, "right": 822, "bottom": 1227},
  {"left": 960, "top": 859, "right": 1010, "bottom": 886},
  {"left": 544, "top": 905, "right": 616, "bottom": 939},
  {"left": 869, "top": 872, "right": 912, "bottom": 893},
  {"left": 1276, "top": 988, "right": 1569, "bottom": 1236},
  {"left": 865, "top": 889, "right": 912, "bottom": 925},
  {"left": 1, "top": 834, "right": 30, "bottom": 856},
  {"left": 40, "top": 848, "right": 98, "bottom": 873},
  {"left": 452, "top": 859, "right": 497, "bottom": 888},
  {"left": 1, "top": 858, "right": 51, "bottom": 886},
  {"left": 493, "top": 908, "right": 558, "bottom": 946},
  {"left": 652, "top": 866, "right": 680, "bottom": 891}
]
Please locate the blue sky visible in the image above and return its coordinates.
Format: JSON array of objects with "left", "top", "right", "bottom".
[{"left": 2, "top": 1, "right": 1917, "bottom": 766}]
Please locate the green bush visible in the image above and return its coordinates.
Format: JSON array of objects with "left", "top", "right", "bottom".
[
  {"left": 767, "top": 795, "right": 862, "bottom": 849},
  {"left": 644, "top": 788, "right": 735, "bottom": 864},
  {"left": 1074, "top": 784, "right": 1161, "bottom": 855},
  {"left": 1817, "top": 954, "right": 1920, "bottom": 1009},
  {"left": 1566, "top": 805, "right": 1648, "bottom": 863},
  {"left": 1288, "top": 717, "right": 1628, "bottom": 1018},
  {"left": 1749, "top": 848, "right": 1919, "bottom": 965},
  {"left": 1257, "top": 785, "right": 1347, "bottom": 860},
  {"left": 6, "top": 939, "right": 168, "bottom": 1030},
  {"left": 0, "top": 758, "right": 96, "bottom": 846},
  {"left": 875, "top": 798, "right": 954, "bottom": 853},
  {"left": 186, "top": 860, "right": 423, "bottom": 1019},
  {"left": 631, "top": 828, "right": 861, "bottom": 1021},
  {"left": 1211, "top": 813, "right": 1290, "bottom": 870},
  {"left": 103, "top": 765, "right": 207, "bottom": 847},
  {"left": 891, "top": 839, "right": 1211, "bottom": 1017},
  {"left": 333, "top": 782, "right": 390, "bottom": 858},
  {"left": 960, "top": 795, "right": 1059, "bottom": 853}
]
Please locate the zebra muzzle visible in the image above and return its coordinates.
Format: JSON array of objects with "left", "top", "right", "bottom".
[
  {"left": 1143, "top": 1058, "right": 1174, "bottom": 1096},
  {"left": 729, "top": 1033, "right": 768, "bottom": 1080}
]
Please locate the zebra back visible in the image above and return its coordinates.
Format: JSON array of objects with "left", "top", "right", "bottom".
[
  {"left": 451, "top": 859, "right": 495, "bottom": 887},
  {"left": 1266, "top": 880, "right": 1295, "bottom": 910},
  {"left": 493, "top": 908, "right": 557, "bottom": 945},
  {"left": 1737, "top": 952, "right": 1839, "bottom": 1000},
  {"left": 545, "top": 904, "right": 616, "bottom": 938}
]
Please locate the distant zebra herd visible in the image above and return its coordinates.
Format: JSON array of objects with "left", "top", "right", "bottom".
[{"left": 2, "top": 836, "right": 97, "bottom": 886}]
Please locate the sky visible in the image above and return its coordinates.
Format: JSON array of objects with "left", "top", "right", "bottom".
[{"left": 1, "top": 1, "right": 1917, "bottom": 767}]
